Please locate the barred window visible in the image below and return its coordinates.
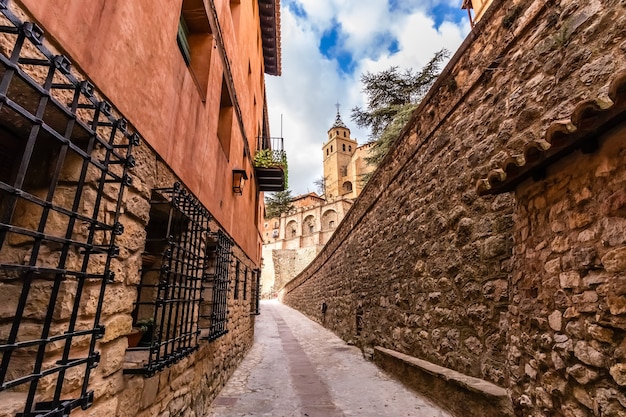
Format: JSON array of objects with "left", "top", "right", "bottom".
[
  {"left": 250, "top": 269, "right": 261, "bottom": 315},
  {"left": 202, "top": 230, "right": 232, "bottom": 341},
  {"left": 243, "top": 266, "right": 248, "bottom": 300},
  {"left": 0, "top": 8, "right": 138, "bottom": 417},
  {"left": 126, "top": 184, "right": 210, "bottom": 375},
  {"left": 233, "top": 260, "right": 240, "bottom": 299}
]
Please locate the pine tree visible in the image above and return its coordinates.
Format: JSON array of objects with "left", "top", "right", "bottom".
[
  {"left": 264, "top": 190, "right": 294, "bottom": 219},
  {"left": 351, "top": 49, "right": 449, "bottom": 168}
]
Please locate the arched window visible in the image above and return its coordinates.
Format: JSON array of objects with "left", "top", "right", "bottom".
[
  {"left": 326, "top": 148, "right": 329, "bottom": 156},
  {"left": 349, "top": 145, "right": 352, "bottom": 152},
  {"left": 343, "top": 131, "right": 346, "bottom": 137},
  {"left": 342, "top": 144, "right": 346, "bottom": 151},
  {"left": 302, "top": 215, "right": 315, "bottom": 235},
  {"left": 286, "top": 220, "right": 297, "bottom": 238},
  {"left": 330, "top": 145, "right": 333, "bottom": 152},
  {"left": 322, "top": 210, "right": 338, "bottom": 231},
  {"left": 343, "top": 181, "right": 353, "bottom": 193}
]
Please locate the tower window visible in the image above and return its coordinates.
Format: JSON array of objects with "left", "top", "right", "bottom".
[
  {"left": 343, "top": 132, "right": 346, "bottom": 137},
  {"left": 331, "top": 145, "right": 333, "bottom": 152},
  {"left": 326, "top": 148, "right": 329, "bottom": 156},
  {"left": 342, "top": 144, "right": 346, "bottom": 151},
  {"left": 349, "top": 145, "right": 352, "bottom": 152}
]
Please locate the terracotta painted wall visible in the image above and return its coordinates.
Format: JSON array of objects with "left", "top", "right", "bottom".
[{"left": 16, "top": 0, "right": 269, "bottom": 262}]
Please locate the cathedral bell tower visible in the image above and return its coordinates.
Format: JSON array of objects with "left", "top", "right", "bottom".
[{"left": 322, "top": 106, "right": 358, "bottom": 199}]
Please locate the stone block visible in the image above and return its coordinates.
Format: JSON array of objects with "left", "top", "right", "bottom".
[
  {"left": 544, "top": 258, "right": 561, "bottom": 274},
  {"left": 609, "top": 363, "right": 626, "bottom": 386},
  {"left": 102, "top": 284, "right": 137, "bottom": 316},
  {"left": 600, "top": 218, "right": 626, "bottom": 247},
  {"left": 601, "top": 246, "right": 626, "bottom": 273},
  {"left": 566, "top": 364, "right": 600, "bottom": 385},
  {"left": 99, "top": 337, "right": 128, "bottom": 377},
  {"left": 607, "top": 294, "right": 626, "bottom": 315},
  {"left": 482, "top": 235, "right": 508, "bottom": 259},
  {"left": 560, "top": 271, "right": 581, "bottom": 289},
  {"left": 586, "top": 324, "right": 613, "bottom": 343},
  {"left": 572, "top": 291, "right": 598, "bottom": 305},
  {"left": 551, "top": 236, "right": 571, "bottom": 253},
  {"left": 85, "top": 397, "right": 118, "bottom": 417},
  {"left": 116, "top": 376, "right": 144, "bottom": 417},
  {"left": 101, "top": 314, "right": 133, "bottom": 343},
  {"left": 548, "top": 310, "right": 562, "bottom": 331},
  {"left": 170, "top": 369, "right": 194, "bottom": 392},
  {"left": 141, "top": 375, "right": 160, "bottom": 410},
  {"left": 89, "top": 371, "right": 125, "bottom": 400},
  {"left": 574, "top": 341, "right": 607, "bottom": 368}
]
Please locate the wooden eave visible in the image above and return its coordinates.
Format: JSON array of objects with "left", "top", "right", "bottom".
[{"left": 258, "top": 0, "right": 282, "bottom": 76}]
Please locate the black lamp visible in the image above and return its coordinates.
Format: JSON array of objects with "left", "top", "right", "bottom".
[{"left": 232, "top": 169, "right": 248, "bottom": 195}]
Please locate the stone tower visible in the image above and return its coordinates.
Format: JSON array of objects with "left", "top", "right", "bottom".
[{"left": 322, "top": 108, "right": 358, "bottom": 199}]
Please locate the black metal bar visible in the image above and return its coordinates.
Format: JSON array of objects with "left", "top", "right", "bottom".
[
  {"left": 127, "top": 184, "right": 211, "bottom": 375},
  {"left": 0, "top": 6, "right": 138, "bottom": 416}
]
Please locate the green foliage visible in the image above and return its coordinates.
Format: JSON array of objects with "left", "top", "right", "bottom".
[
  {"left": 135, "top": 318, "right": 154, "bottom": 333},
  {"left": 265, "top": 190, "right": 294, "bottom": 219},
  {"left": 254, "top": 149, "right": 289, "bottom": 188},
  {"left": 351, "top": 49, "right": 449, "bottom": 169}
]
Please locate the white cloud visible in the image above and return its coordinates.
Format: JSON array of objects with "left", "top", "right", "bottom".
[{"left": 266, "top": 1, "right": 470, "bottom": 195}]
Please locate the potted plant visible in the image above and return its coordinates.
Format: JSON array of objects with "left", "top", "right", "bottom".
[
  {"left": 127, "top": 318, "right": 154, "bottom": 348},
  {"left": 254, "top": 148, "right": 288, "bottom": 190}
]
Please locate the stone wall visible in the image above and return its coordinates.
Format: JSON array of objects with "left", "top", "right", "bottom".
[
  {"left": 1, "top": 137, "right": 257, "bottom": 417},
  {"left": 507, "top": 123, "right": 626, "bottom": 415},
  {"left": 261, "top": 246, "right": 323, "bottom": 298},
  {"left": 281, "top": 0, "right": 626, "bottom": 415}
]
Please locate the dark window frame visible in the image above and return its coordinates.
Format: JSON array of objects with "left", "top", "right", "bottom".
[
  {"left": 125, "top": 184, "right": 210, "bottom": 376},
  {"left": 234, "top": 259, "right": 240, "bottom": 299},
  {"left": 0, "top": 9, "right": 138, "bottom": 416}
]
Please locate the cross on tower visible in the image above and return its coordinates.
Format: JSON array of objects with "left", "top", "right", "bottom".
[{"left": 335, "top": 102, "right": 341, "bottom": 113}]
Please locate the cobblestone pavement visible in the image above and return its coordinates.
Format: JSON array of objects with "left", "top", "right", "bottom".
[{"left": 206, "top": 300, "right": 451, "bottom": 417}]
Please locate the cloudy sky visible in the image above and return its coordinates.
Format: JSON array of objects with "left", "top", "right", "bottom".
[{"left": 265, "top": 0, "right": 472, "bottom": 196}]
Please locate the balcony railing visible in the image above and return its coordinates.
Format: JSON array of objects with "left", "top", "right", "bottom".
[{"left": 254, "top": 136, "right": 286, "bottom": 192}]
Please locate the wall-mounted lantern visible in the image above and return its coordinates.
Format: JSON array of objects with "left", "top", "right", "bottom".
[{"left": 232, "top": 169, "right": 248, "bottom": 195}]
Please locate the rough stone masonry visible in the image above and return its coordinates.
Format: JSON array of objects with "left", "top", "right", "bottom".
[{"left": 281, "top": 0, "right": 626, "bottom": 416}]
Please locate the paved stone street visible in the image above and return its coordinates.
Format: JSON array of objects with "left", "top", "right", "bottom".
[{"left": 206, "top": 300, "right": 451, "bottom": 417}]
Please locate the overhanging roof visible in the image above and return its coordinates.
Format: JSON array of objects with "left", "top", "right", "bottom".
[
  {"left": 258, "top": 0, "right": 282, "bottom": 76},
  {"left": 477, "top": 70, "right": 626, "bottom": 195}
]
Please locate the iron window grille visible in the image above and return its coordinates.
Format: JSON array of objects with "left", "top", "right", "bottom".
[
  {"left": 233, "top": 259, "right": 239, "bottom": 299},
  {"left": 251, "top": 269, "right": 261, "bottom": 315},
  {"left": 201, "top": 230, "right": 232, "bottom": 341},
  {"left": 0, "top": 4, "right": 138, "bottom": 416},
  {"left": 242, "top": 266, "right": 247, "bottom": 300},
  {"left": 126, "top": 184, "right": 210, "bottom": 376}
]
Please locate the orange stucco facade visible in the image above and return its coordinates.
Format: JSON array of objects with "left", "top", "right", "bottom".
[{"left": 17, "top": 0, "right": 273, "bottom": 263}]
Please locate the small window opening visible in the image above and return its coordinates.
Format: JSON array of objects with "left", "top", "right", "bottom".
[
  {"left": 178, "top": 1, "right": 214, "bottom": 100},
  {"left": 243, "top": 267, "right": 248, "bottom": 300},
  {"left": 234, "top": 260, "right": 240, "bottom": 299},
  {"left": 218, "top": 77, "right": 234, "bottom": 158}
]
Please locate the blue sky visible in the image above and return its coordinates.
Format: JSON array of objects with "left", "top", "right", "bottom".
[{"left": 265, "top": 0, "right": 471, "bottom": 195}]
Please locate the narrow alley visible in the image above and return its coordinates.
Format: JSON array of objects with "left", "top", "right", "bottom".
[{"left": 206, "top": 301, "right": 451, "bottom": 417}]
